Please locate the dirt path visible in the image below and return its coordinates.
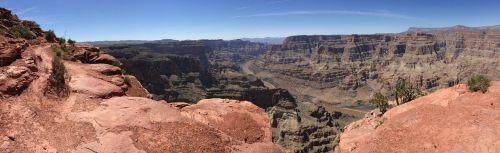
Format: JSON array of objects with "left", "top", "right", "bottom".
[{"left": 28, "top": 45, "right": 53, "bottom": 94}]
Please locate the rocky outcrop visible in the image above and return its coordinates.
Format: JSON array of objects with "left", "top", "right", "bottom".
[
  {"left": 335, "top": 82, "right": 500, "bottom": 153},
  {"left": 72, "top": 43, "right": 121, "bottom": 65},
  {"left": 66, "top": 97, "right": 286, "bottom": 153},
  {"left": 254, "top": 26, "right": 500, "bottom": 104}
]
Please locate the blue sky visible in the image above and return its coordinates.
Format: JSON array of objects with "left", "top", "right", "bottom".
[{"left": 1, "top": 0, "right": 499, "bottom": 41}]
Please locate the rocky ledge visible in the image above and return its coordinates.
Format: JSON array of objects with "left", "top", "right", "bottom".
[{"left": 335, "top": 82, "right": 500, "bottom": 153}]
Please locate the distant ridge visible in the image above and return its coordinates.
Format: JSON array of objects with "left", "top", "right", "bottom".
[
  {"left": 240, "top": 37, "right": 286, "bottom": 44},
  {"left": 406, "top": 25, "right": 500, "bottom": 33},
  {"left": 85, "top": 39, "right": 177, "bottom": 45}
]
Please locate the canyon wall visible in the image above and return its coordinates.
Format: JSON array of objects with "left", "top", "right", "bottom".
[{"left": 253, "top": 26, "right": 500, "bottom": 104}]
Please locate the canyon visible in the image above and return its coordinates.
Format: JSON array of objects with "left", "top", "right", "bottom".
[
  {"left": 1, "top": 5, "right": 500, "bottom": 153},
  {"left": 99, "top": 39, "right": 354, "bottom": 152},
  {"left": 94, "top": 24, "right": 500, "bottom": 153},
  {"left": 252, "top": 26, "right": 500, "bottom": 107}
]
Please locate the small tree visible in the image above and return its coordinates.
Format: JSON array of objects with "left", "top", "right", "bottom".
[
  {"left": 58, "top": 37, "right": 66, "bottom": 45},
  {"left": 467, "top": 75, "right": 490, "bottom": 93},
  {"left": 68, "top": 39, "right": 76, "bottom": 45},
  {"left": 394, "top": 80, "right": 417, "bottom": 105},
  {"left": 49, "top": 56, "right": 66, "bottom": 95},
  {"left": 370, "top": 92, "right": 389, "bottom": 114},
  {"left": 45, "top": 30, "right": 57, "bottom": 42}
]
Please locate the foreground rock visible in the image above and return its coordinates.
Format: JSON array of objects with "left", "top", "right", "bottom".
[
  {"left": 68, "top": 97, "right": 286, "bottom": 153},
  {"left": 335, "top": 82, "right": 500, "bottom": 153}
]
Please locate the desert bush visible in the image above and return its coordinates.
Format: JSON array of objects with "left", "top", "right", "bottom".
[
  {"left": 21, "top": 20, "right": 39, "bottom": 28},
  {"left": 467, "top": 75, "right": 490, "bottom": 93},
  {"left": 123, "top": 76, "right": 131, "bottom": 86},
  {"left": 68, "top": 39, "right": 76, "bottom": 45},
  {"left": 51, "top": 44, "right": 71, "bottom": 60},
  {"left": 394, "top": 80, "right": 418, "bottom": 105},
  {"left": 9, "top": 26, "right": 34, "bottom": 39},
  {"left": 49, "top": 56, "right": 66, "bottom": 94},
  {"left": 370, "top": 92, "right": 389, "bottom": 114},
  {"left": 46, "top": 30, "right": 57, "bottom": 42},
  {"left": 58, "top": 37, "right": 66, "bottom": 45},
  {"left": 111, "top": 60, "right": 121, "bottom": 67}
]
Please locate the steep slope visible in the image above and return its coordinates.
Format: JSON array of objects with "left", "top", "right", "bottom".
[
  {"left": 335, "top": 82, "right": 500, "bottom": 153},
  {"left": 253, "top": 26, "right": 500, "bottom": 105},
  {"left": 0, "top": 8, "right": 286, "bottom": 153}
]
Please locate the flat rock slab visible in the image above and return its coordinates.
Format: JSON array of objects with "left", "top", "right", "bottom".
[{"left": 69, "top": 74, "right": 124, "bottom": 98}]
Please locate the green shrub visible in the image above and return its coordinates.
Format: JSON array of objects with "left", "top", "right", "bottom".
[
  {"left": 394, "top": 80, "right": 418, "bottom": 105},
  {"left": 46, "top": 30, "right": 57, "bottom": 43},
  {"left": 111, "top": 60, "right": 121, "bottom": 67},
  {"left": 467, "top": 75, "right": 490, "bottom": 93},
  {"left": 50, "top": 56, "right": 66, "bottom": 94},
  {"left": 58, "top": 38, "right": 66, "bottom": 45},
  {"left": 9, "top": 26, "right": 34, "bottom": 39},
  {"left": 370, "top": 92, "right": 389, "bottom": 114},
  {"left": 51, "top": 44, "right": 71, "bottom": 60},
  {"left": 123, "top": 76, "right": 131, "bottom": 86},
  {"left": 21, "top": 20, "right": 39, "bottom": 28},
  {"left": 68, "top": 39, "right": 76, "bottom": 45},
  {"left": 0, "top": 27, "right": 7, "bottom": 34}
]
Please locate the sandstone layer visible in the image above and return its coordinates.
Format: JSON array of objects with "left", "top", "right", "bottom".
[
  {"left": 335, "top": 82, "right": 500, "bottom": 153},
  {"left": 253, "top": 26, "right": 500, "bottom": 105}
]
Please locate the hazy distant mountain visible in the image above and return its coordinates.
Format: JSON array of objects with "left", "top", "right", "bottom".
[
  {"left": 406, "top": 25, "right": 500, "bottom": 33},
  {"left": 240, "top": 37, "right": 286, "bottom": 44},
  {"left": 85, "top": 39, "right": 177, "bottom": 45}
]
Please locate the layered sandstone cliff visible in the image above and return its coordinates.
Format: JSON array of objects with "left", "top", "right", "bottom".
[
  {"left": 253, "top": 26, "right": 500, "bottom": 104},
  {"left": 335, "top": 82, "right": 500, "bottom": 153}
]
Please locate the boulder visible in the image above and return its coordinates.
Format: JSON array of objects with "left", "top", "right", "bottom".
[{"left": 68, "top": 74, "right": 124, "bottom": 98}]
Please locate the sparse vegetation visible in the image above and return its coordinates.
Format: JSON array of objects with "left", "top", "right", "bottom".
[
  {"left": 467, "top": 75, "right": 490, "bottom": 93},
  {"left": 394, "top": 80, "right": 420, "bottom": 105},
  {"left": 123, "top": 76, "right": 131, "bottom": 86},
  {"left": 49, "top": 56, "right": 66, "bottom": 95},
  {"left": 45, "top": 30, "right": 57, "bottom": 42},
  {"left": 51, "top": 44, "right": 71, "bottom": 60},
  {"left": 370, "top": 92, "right": 389, "bottom": 114},
  {"left": 68, "top": 39, "right": 76, "bottom": 45},
  {"left": 58, "top": 37, "right": 66, "bottom": 45},
  {"left": 111, "top": 60, "right": 121, "bottom": 67},
  {"left": 9, "top": 25, "right": 34, "bottom": 39}
]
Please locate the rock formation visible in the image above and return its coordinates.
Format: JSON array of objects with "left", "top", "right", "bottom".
[
  {"left": 0, "top": 8, "right": 286, "bottom": 153},
  {"left": 335, "top": 82, "right": 500, "bottom": 153},
  {"left": 253, "top": 26, "right": 500, "bottom": 105}
]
